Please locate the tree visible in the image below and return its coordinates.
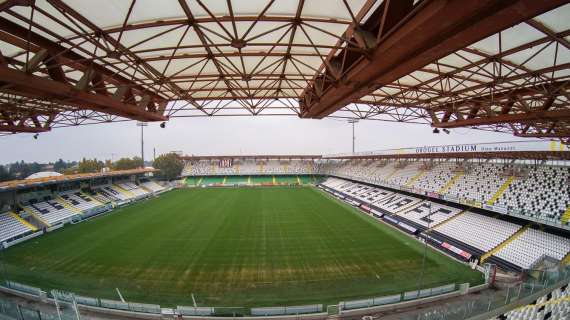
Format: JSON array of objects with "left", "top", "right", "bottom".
[
  {"left": 0, "top": 165, "right": 13, "bottom": 182},
  {"left": 153, "top": 153, "right": 183, "bottom": 180},
  {"left": 112, "top": 157, "right": 143, "bottom": 170},
  {"left": 54, "top": 158, "right": 70, "bottom": 172},
  {"left": 8, "top": 160, "right": 42, "bottom": 179},
  {"left": 77, "top": 158, "right": 104, "bottom": 173}
]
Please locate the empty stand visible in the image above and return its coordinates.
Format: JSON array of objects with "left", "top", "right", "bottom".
[
  {"left": 141, "top": 181, "right": 165, "bottom": 193},
  {"left": 433, "top": 211, "right": 521, "bottom": 253},
  {"left": 24, "top": 199, "right": 78, "bottom": 226},
  {"left": 0, "top": 213, "right": 33, "bottom": 242},
  {"left": 117, "top": 182, "right": 149, "bottom": 198},
  {"left": 493, "top": 284, "right": 570, "bottom": 320},
  {"left": 495, "top": 166, "right": 570, "bottom": 224},
  {"left": 412, "top": 162, "right": 457, "bottom": 193},
  {"left": 60, "top": 192, "right": 100, "bottom": 212},
  {"left": 445, "top": 163, "right": 509, "bottom": 204},
  {"left": 322, "top": 159, "right": 570, "bottom": 227},
  {"left": 494, "top": 228, "right": 570, "bottom": 269},
  {"left": 388, "top": 162, "right": 423, "bottom": 186},
  {"left": 184, "top": 159, "right": 317, "bottom": 176}
]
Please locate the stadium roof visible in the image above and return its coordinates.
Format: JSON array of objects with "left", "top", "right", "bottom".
[
  {"left": 0, "top": 0, "right": 569, "bottom": 143},
  {"left": 25, "top": 171, "right": 62, "bottom": 179},
  {"left": 0, "top": 167, "right": 157, "bottom": 191},
  {"left": 183, "top": 141, "right": 570, "bottom": 161}
]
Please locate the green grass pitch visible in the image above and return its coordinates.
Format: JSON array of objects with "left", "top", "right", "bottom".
[{"left": 1, "top": 187, "right": 483, "bottom": 307}]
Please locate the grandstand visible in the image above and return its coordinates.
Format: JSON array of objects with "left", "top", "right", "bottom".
[
  {"left": 0, "top": 168, "right": 165, "bottom": 238},
  {"left": 490, "top": 283, "right": 570, "bottom": 320},
  {"left": 0, "top": 213, "right": 34, "bottom": 243},
  {"left": 0, "top": 0, "right": 569, "bottom": 317},
  {"left": 321, "top": 157, "right": 570, "bottom": 228},
  {"left": 315, "top": 143, "right": 570, "bottom": 275}
]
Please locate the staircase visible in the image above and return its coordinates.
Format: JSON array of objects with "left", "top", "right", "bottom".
[
  {"left": 428, "top": 210, "right": 466, "bottom": 230},
  {"left": 114, "top": 185, "right": 135, "bottom": 198},
  {"left": 81, "top": 192, "right": 103, "bottom": 206},
  {"left": 9, "top": 212, "right": 38, "bottom": 232},
  {"left": 487, "top": 176, "right": 516, "bottom": 205},
  {"left": 23, "top": 207, "right": 50, "bottom": 228},
  {"left": 272, "top": 176, "right": 276, "bottom": 184},
  {"left": 56, "top": 197, "right": 82, "bottom": 214},
  {"left": 247, "top": 176, "right": 251, "bottom": 185},
  {"left": 563, "top": 251, "right": 570, "bottom": 266},
  {"left": 223, "top": 176, "right": 227, "bottom": 185},
  {"left": 438, "top": 172, "right": 464, "bottom": 194},
  {"left": 561, "top": 206, "right": 570, "bottom": 225},
  {"left": 197, "top": 177, "right": 203, "bottom": 186},
  {"left": 480, "top": 224, "right": 530, "bottom": 263},
  {"left": 385, "top": 168, "right": 400, "bottom": 181},
  {"left": 297, "top": 176, "right": 302, "bottom": 184},
  {"left": 405, "top": 170, "right": 426, "bottom": 187}
]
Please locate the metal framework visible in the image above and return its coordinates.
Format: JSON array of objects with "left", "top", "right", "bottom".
[{"left": 0, "top": 0, "right": 569, "bottom": 142}]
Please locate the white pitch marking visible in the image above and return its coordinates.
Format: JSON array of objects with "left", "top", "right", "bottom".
[{"left": 116, "top": 288, "right": 125, "bottom": 303}]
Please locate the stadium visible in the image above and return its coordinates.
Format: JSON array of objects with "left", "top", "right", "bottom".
[{"left": 0, "top": 1, "right": 569, "bottom": 320}]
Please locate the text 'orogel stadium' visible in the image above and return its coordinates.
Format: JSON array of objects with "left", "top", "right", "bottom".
[{"left": 0, "top": 141, "right": 568, "bottom": 320}]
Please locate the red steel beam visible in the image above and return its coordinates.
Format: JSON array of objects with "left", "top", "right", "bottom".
[
  {"left": 430, "top": 80, "right": 569, "bottom": 112},
  {"left": 0, "top": 124, "right": 51, "bottom": 133},
  {"left": 300, "top": 0, "right": 569, "bottom": 119},
  {"left": 0, "top": 65, "right": 166, "bottom": 121},
  {"left": 433, "top": 109, "right": 570, "bottom": 128},
  {"left": 514, "top": 131, "right": 570, "bottom": 138},
  {"left": 0, "top": 17, "right": 161, "bottom": 99}
]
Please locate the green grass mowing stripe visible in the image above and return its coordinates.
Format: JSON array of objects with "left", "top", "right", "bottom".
[{"left": 1, "top": 187, "right": 483, "bottom": 307}]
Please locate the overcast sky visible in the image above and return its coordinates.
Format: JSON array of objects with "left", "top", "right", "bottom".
[{"left": 0, "top": 116, "right": 533, "bottom": 164}]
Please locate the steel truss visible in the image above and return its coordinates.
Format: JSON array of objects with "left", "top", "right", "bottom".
[{"left": 0, "top": 0, "right": 568, "bottom": 143}]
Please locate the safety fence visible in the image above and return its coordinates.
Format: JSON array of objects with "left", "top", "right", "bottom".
[
  {"left": 367, "top": 265, "right": 570, "bottom": 320},
  {"left": 339, "top": 283, "right": 455, "bottom": 311},
  {"left": 0, "top": 297, "right": 76, "bottom": 320},
  {"left": 0, "top": 279, "right": 464, "bottom": 318},
  {"left": 5, "top": 266, "right": 568, "bottom": 319},
  {"left": 250, "top": 304, "right": 323, "bottom": 316}
]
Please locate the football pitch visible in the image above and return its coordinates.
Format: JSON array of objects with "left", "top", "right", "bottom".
[{"left": 1, "top": 187, "right": 483, "bottom": 307}]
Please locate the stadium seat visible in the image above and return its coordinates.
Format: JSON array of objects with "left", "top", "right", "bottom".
[
  {"left": 433, "top": 211, "right": 521, "bottom": 252},
  {"left": 0, "top": 213, "right": 33, "bottom": 242},
  {"left": 493, "top": 228, "right": 570, "bottom": 269}
]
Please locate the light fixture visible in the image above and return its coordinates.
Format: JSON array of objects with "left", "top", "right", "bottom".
[
  {"left": 160, "top": 122, "right": 166, "bottom": 129},
  {"left": 33, "top": 133, "right": 39, "bottom": 140},
  {"left": 443, "top": 128, "right": 450, "bottom": 134},
  {"left": 432, "top": 128, "right": 440, "bottom": 134}
]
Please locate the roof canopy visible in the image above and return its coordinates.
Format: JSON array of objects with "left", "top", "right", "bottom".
[
  {"left": 0, "top": 0, "right": 569, "bottom": 142},
  {"left": 25, "top": 171, "right": 62, "bottom": 179},
  {"left": 0, "top": 168, "right": 157, "bottom": 192}
]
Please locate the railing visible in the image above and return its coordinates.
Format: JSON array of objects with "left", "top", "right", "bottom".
[
  {"left": 1, "top": 264, "right": 569, "bottom": 319},
  {"left": 370, "top": 265, "right": 570, "bottom": 320},
  {"left": 0, "top": 277, "right": 475, "bottom": 319}
]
